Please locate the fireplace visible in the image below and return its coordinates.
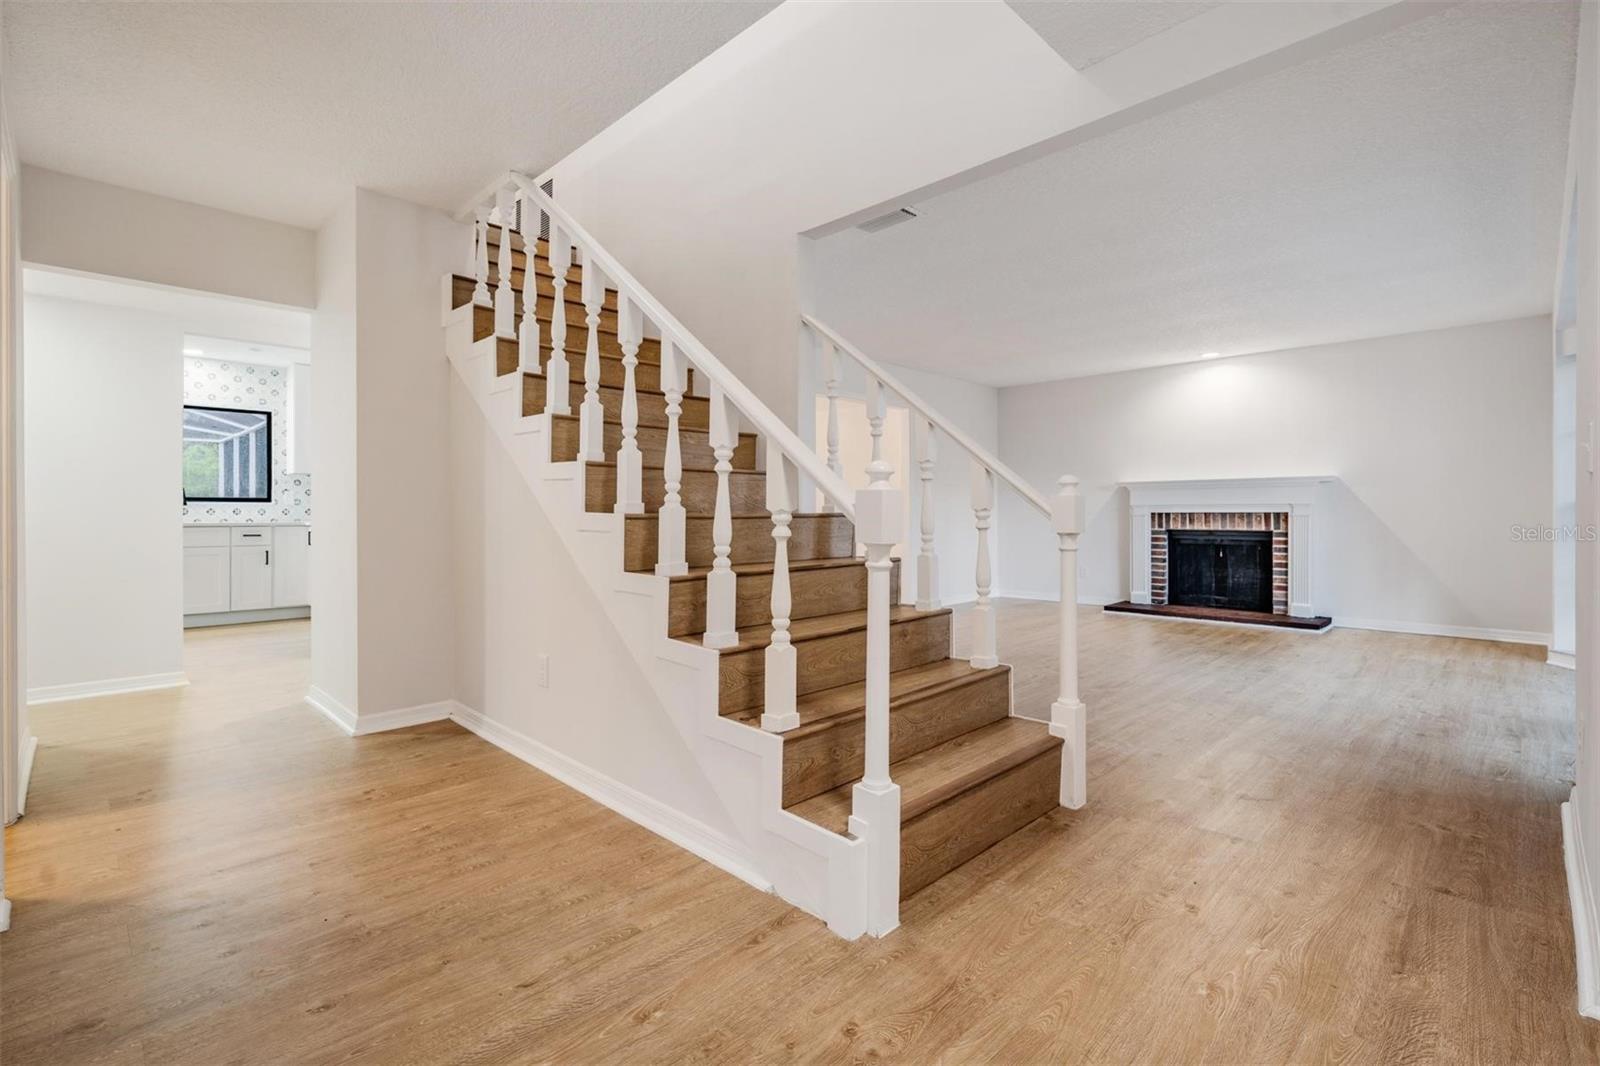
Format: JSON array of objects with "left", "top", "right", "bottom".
[
  {"left": 1151, "top": 511, "right": 1288, "bottom": 614},
  {"left": 1116, "top": 478, "right": 1334, "bottom": 629},
  {"left": 1167, "top": 529, "right": 1273, "bottom": 613}
]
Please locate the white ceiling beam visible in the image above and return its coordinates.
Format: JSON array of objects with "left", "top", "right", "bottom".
[{"left": 809, "top": 0, "right": 1443, "bottom": 238}]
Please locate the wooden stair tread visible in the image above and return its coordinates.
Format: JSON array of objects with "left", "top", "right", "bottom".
[
  {"left": 624, "top": 510, "right": 842, "bottom": 525},
  {"left": 787, "top": 717, "right": 1059, "bottom": 834},
  {"left": 672, "top": 556, "right": 863, "bottom": 582},
  {"left": 690, "top": 604, "right": 946, "bottom": 653},
  {"left": 549, "top": 412, "right": 749, "bottom": 442},
  {"left": 727, "top": 658, "right": 1007, "bottom": 734},
  {"left": 584, "top": 459, "right": 760, "bottom": 475}
]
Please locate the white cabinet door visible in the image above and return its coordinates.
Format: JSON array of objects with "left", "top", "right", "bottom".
[
  {"left": 183, "top": 546, "right": 231, "bottom": 614},
  {"left": 230, "top": 546, "right": 273, "bottom": 610},
  {"left": 272, "top": 526, "right": 311, "bottom": 608}
]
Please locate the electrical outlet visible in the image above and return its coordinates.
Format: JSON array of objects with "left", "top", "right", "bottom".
[{"left": 537, "top": 654, "right": 550, "bottom": 689}]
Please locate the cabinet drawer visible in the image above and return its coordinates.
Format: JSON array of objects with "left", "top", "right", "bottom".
[
  {"left": 184, "top": 526, "right": 230, "bottom": 548},
  {"left": 230, "top": 526, "right": 272, "bottom": 546}
]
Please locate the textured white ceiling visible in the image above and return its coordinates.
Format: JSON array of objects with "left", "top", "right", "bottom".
[
  {"left": 1006, "top": 0, "right": 1223, "bottom": 69},
  {"left": 815, "top": 1, "right": 1579, "bottom": 387},
  {"left": 3, "top": 1, "right": 775, "bottom": 228}
]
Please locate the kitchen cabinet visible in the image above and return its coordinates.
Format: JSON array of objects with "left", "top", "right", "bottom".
[
  {"left": 272, "top": 524, "right": 311, "bottom": 608},
  {"left": 184, "top": 524, "right": 312, "bottom": 619},
  {"left": 182, "top": 528, "right": 231, "bottom": 614}
]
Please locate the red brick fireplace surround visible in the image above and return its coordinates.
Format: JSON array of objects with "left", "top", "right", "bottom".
[{"left": 1150, "top": 511, "right": 1289, "bottom": 614}]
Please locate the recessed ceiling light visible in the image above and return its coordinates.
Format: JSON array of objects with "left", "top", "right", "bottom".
[
  {"left": 1199, "top": 351, "right": 1222, "bottom": 360},
  {"left": 183, "top": 347, "right": 203, "bottom": 356}
]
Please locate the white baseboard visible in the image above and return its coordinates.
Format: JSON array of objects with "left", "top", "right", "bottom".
[
  {"left": 28, "top": 671, "right": 189, "bottom": 705},
  {"left": 1551, "top": 651, "right": 1577, "bottom": 670},
  {"left": 352, "top": 700, "right": 458, "bottom": 736},
  {"left": 1334, "top": 616, "right": 1551, "bottom": 649},
  {"left": 16, "top": 731, "right": 37, "bottom": 816},
  {"left": 184, "top": 606, "right": 310, "bottom": 629},
  {"left": 0, "top": 897, "right": 10, "bottom": 933},
  {"left": 1562, "top": 795, "right": 1600, "bottom": 1019},
  {"left": 449, "top": 703, "right": 770, "bottom": 893},
  {"left": 305, "top": 685, "right": 359, "bottom": 734},
  {"left": 305, "top": 688, "right": 456, "bottom": 736}
]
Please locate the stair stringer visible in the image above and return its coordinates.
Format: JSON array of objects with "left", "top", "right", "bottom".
[{"left": 442, "top": 295, "right": 871, "bottom": 939}]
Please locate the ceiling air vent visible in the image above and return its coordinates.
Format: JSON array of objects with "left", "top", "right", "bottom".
[{"left": 856, "top": 207, "right": 919, "bottom": 233}]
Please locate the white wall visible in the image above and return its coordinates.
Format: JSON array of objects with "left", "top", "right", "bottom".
[
  {"left": 309, "top": 196, "right": 358, "bottom": 716},
  {"left": 995, "top": 317, "right": 1553, "bottom": 643},
  {"left": 1564, "top": 0, "right": 1600, "bottom": 1023},
  {"left": 309, "top": 188, "right": 459, "bottom": 724},
  {"left": 546, "top": 0, "right": 1079, "bottom": 425},
  {"left": 22, "top": 293, "right": 184, "bottom": 696},
  {"left": 21, "top": 166, "right": 316, "bottom": 309},
  {"left": 352, "top": 190, "right": 458, "bottom": 717},
  {"left": 449, "top": 374, "right": 737, "bottom": 839}
]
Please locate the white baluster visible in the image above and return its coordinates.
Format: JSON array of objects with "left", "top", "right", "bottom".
[
  {"left": 545, "top": 224, "right": 571, "bottom": 415},
  {"left": 849, "top": 435, "right": 903, "bottom": 936},
  {"left": 970, "top": 462, "right": 997, "bottom": 669},
  {"left": 494, "top": 187, "right": 515, "bottom": 338},
  {"left": 655, "top": 338, "right": 688, "bottom": 577},
  {"left": 703, "top": 386, "right": 739, "bottom": 649},
  {"left": 1051, "top": 475, "right": 1087, "bottom": 809},
  {"left": 915, "top": 417, "right": 939, "bottom": 610},
  {"left": 472, "top": 208, "right": 490, "bottom": 306},
  {"left": 822, "top": 337, "right": 844, "bottom": 502},
  {"left": 518, "top": 196, "right": 542, "bottom": 375},
  {"left": 867, "top": 374, "right": 885, "bottom": 468},
  {"left": 577, "top": 254, "right": 606, "bottom": 460},
  {"left": 763, "top": 441, "right": 799, "bottom": 732},
  {"left": 614, "top": 295, "right": 644, "bottom": 514}
]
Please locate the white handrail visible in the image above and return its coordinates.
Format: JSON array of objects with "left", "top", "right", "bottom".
[
  {"left": 510, "top": 173, "right": 857, "bottom": 521},
  {"left": 802, "top": 314, "right": 1050, "bottom": 519}
]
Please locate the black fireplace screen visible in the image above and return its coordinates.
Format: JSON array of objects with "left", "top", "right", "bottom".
[{"left": 1167, "top": 530, "right": 1272, "bottom": 613}]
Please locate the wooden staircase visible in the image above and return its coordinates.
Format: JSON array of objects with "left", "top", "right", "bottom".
[{"left": 443, "top": 181, "right": 1086, "bottom": 937}]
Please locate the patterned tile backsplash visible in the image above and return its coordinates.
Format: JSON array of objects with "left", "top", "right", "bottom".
[{"left": 181, "top": 357, "right": 311, "bottom": 525}]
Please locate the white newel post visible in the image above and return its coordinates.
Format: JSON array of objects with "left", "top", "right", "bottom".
[
  {"left": 1050, "top": 475, "right": 1087, "bottom": 809},
  {"left": 545, "top": 224, "right": 572, "bottom": 415},
  {"left": 915, "top": 417, "right": 939, "bottom": 610},
  {"left": 518, "top": 196, "right": 541, "bottom": 375},
  {"left": 578, "top": 256, "right": 605, "bottom": 459},
  {"left": 762, "top": 441, "right": 799, "bottom": 732},
  {"left": 970, "top": 462, "right": 998, "bottom": 669},
  {"left": 472, "top": 209, "right": 491, "bottom": 306},
  {"left": 494, "top": 187, "right": 516, "bottom": 339},
  {"left": 849, "top": 445, "right": 903, "bottom": 937},
  {"left": 703, "top": 385, "right": 739, "bottom": 648},
  {"left": 655, "top": 338, "right": 688, "bottom": 577},
  {"left": 822, "top": 337, "right": 844, "bottom": 507},
  {"left": 614, "top": 295, "right": 644, "bottom": 513}
]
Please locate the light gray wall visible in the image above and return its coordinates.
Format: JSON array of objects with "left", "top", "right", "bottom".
[
  {"left": 22, "top": 293, "right": 183, "bottom": 694},
  {"left": 310, "top": 188, "right": 459, "bottom": 723},
  {"left": 995, "top": 316, "right": 1554, "bottom": 642},
  {"left": 21, "top": 166, "right": 316, "bottom": 308}
]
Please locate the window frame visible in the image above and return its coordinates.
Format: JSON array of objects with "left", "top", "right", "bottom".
[{"left": 182, "top": 404, "right": 273, "bottom": 503}]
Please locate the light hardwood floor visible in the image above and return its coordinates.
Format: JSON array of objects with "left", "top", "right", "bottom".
[{"left": 2, "top": 604, "right": 1592, "bottom": 1063}]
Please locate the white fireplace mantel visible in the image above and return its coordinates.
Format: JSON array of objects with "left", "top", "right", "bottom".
[{"left": 1124, "top": 476, "right": 1336, "bottom": 618}]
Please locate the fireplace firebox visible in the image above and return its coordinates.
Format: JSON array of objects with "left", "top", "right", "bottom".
[{"left": 1167, "top": 529, "right": 1273, "bottom": 613}]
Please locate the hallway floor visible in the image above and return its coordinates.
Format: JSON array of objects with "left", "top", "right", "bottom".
[{"left": 2, "top": 606, "right": 1592, "bottom": 1063}]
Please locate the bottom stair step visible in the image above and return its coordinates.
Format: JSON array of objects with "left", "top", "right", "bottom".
[{"left": 787, "top": 717, "right": 1062, "bottom": 899}]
